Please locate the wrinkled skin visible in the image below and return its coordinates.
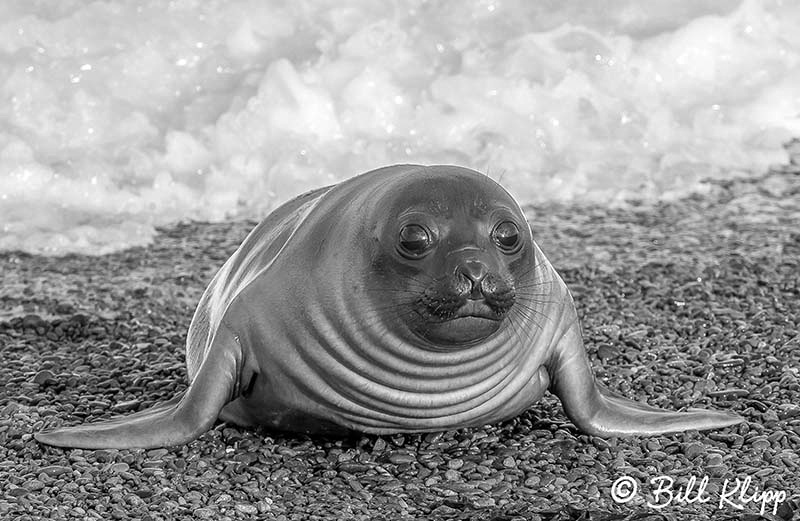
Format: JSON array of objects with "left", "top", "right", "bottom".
[{"left": 36, "top": 165, "right": 743, "bottom": 449}]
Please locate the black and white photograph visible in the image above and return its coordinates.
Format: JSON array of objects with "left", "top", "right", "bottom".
[{"left": 1, "top": 1, "right": 798, "bottom": 519}]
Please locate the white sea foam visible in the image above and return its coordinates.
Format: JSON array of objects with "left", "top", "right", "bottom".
[{"left": 1, "top": 0, "right": 798, "bottom": 255}]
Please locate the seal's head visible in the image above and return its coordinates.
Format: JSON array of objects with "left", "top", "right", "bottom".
[{"left": 365, "top": 165, "right": 538, "bottom": 349}]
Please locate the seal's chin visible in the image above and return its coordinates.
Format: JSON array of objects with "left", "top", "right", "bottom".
[{"left": 416, "top": 301, "right": 504, "bottom": 347}]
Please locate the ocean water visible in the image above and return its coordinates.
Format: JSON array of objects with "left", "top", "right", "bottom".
[{"left": 1, "top": 0, "right": 798, "bottom": 255}]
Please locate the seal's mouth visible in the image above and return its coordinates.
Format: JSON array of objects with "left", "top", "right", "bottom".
[
  {"left": 449, "top": 299, "right": 501, "bottom": 321},
  {"left": 414, "top": 299, "right": 505, "bottom": 347}
]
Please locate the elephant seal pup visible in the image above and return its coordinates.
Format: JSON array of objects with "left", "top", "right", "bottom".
[{"left": 36, "top": 165, "right": 743, "bottom": 448}]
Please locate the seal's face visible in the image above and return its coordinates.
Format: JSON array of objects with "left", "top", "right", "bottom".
[{"left": 367, "top": 167, "right": 537, "bottom": 349}]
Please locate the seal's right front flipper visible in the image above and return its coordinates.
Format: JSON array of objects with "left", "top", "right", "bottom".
[
  {"left": 36, "top": 325, "right": 243, "bottom": 449},
  {"left": 546, "top": 325, "right": 744, "bottom": 437}
]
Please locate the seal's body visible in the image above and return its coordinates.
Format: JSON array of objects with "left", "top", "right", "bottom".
[{"left": 36, "top": 165, "right": 743, "bottom": 448}]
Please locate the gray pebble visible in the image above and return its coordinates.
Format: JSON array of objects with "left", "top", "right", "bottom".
[
  {"left": 194, "top": 507, "right": 215, "bottom": 519},
  {"left": 39, "top": 465, "right": 71, "bottom": 477},
  {"left": 387, "top": 451, "right": 415, "bottom": 465},
  {"left": 234, "top": 503, "right": 258, "bottom": 515}
]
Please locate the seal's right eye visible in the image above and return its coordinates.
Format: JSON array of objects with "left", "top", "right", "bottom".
[{"left": 398, "top": 224, "right": 432, "bottom": 258}]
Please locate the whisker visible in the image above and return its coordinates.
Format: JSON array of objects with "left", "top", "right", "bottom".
[
  {"left": 509, "top": 305, "right": 543, "bottom": 334},
  {"left": 513, "top": 279, "right": 554, "bottom": 290},
  {"left": 512, "top": 301, "right": 552, "bottom": 325},
  {"left": 514, "top": 295, "right": 560, "bottom": 306}
]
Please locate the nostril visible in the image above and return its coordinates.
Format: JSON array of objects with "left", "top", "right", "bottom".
[{"left": 457, "top": 260, "right": 488, "bottom": 299}]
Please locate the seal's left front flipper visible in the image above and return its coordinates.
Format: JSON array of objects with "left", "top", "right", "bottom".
[
  {"left": 35, "top": 325, "right": 243, "bottom": 449},
  {"left": 546, "top": 326, "right": 744, "bottom": 437}
]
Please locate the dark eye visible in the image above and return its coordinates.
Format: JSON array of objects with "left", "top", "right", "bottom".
[
  {"left": 398, "top": 224, "right": 433, "bottom": 258},
  {"left": 492, "top": 221, "right": 520, "bottom": 252}
]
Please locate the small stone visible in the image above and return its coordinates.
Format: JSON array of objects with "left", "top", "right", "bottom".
[
  {"left": 592, "top": 438, "right": 611, "bottom": 451},
  {"left": 194, "top": 508, "right": 215, "bottom": 519},
  {"left": 712, "top": 357, "right": 745, "bottom": 368},
  {"left": 91, "top": 450, "right": 115, "bottom": 462},
  {"left": 270, "top": 468, "right": 290, "bottom": 481},
  {"left": 110, "top": 463, "right": 130, "bottom": 473},
  {"left": 778, "top": 404, "right": 800, "bottom": 419},
  {"left": 706, "top": 465, "right": 728, "bottom": 478},
  {"left": 147, "top": 448, "right": 169, "bottom": 459},
  {"left": 431, "top": 505, "right": 458, "bottom": 516},
  {"left": 23, "top": 479, "right": 45, "bottom": 491},
  {"left": 683, "top": 442, "right": 705, "bottom": 460},
  {"left": 70, "top": 313, "right": 89, "bottom": 325},
  {"left": 7, "top": 488, "right": 29, "bottom": 498},
  {"left": 39, "top": 465, "right": 71, "bottom": 477},
  {"left": 444, "top": 469, "right": 460, "bottom": 481},
  {"left": 706, "top": 453, "right": 724, "bottom": 466},
  {"left": 648, "top": 450, "right": 668, "bottom": 461},
  {"left": 524, "top": 476, "right": 541, "bottom": 487},
  {"left": 387, "top": 451, "right": 415, "bottom": 465},
  {"left": 111, "top": 400, "right": 141, "bottom": 413},
  {"left": 553, "top": 477, "right": 569, "bottom": 487},
  {"left": 424, "top": 432, "right": 443, "bottom": 444},
  {"left": 767, "top": 431, "right": 785, "bottom": 443},
  {"left": 185, "top": 491, "right": 205, "bottom": 503},
  {"left": 55, "top": 303, "right": 75, "bottom": 314},
  {"left": 338, "top": 463, "right": 369, "bottom": 473},
  {"left": 22, "top": 314, "right": 45, "bottom": 328},
  {"left": 708, "top": 433, "right": 739, "bottom": 444},
  {"left": 372, "top": 438, "right": 387, "bottom": 453},
  {"left": 596, "top": 343, "right": 619, "bottom": 361},
  {"left": 379, "top": 480, "right": 403, "bottom": 492},
  {"left": 233, "top": 452, "right": 258, "bottom": 465},
  {"left": 645, "top": 440, "right": 662, "bottom": 451},
  {"left": 750, "top": 437, "right": 771, "bottom": 450},
  {"left": 235, "top": 504, "right": 258, "bottom": 515},
  {"left": 447, "top": 459, "right": 464, "bottom": 470},
  {"left": 492, "top": 483, "right": 512, "bottom": 495},
  {"left": 472, "top": 497, "right": 496, "bottom": 508},
  {"left": 134, "top": 489, "right": 152, "bottom": 499},
  {"left": 1, "top": 402, "right": 21, "bottom": 415},
  {"left": 707, "top": 388, "right": 749, "bottom": 399},
  {"left": 33, "top": 370, "right": 56, "bottom": 385}
]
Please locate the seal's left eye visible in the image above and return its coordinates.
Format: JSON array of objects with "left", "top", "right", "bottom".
[
  {"left": 493, "top": 221, "right": 520, "bottom": 252},
  {"left": 398, "top": 224, "right": 432, "bottom": 257}
]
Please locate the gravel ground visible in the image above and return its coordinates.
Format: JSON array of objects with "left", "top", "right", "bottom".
[{"left": 1, "top": 161, "right": 799, "bottom": 521}]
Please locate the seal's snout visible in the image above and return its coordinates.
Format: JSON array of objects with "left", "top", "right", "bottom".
[
  {"left": 456, "top": 259, "right": 489, "bottom": 300},
  {"left": 452, "top": 258, "right": 515, "bottom": 317}
]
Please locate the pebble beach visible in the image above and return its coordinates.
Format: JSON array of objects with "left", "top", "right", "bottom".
[{"left": 2, "top": 159, "right": 799, "bottom": 520}]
